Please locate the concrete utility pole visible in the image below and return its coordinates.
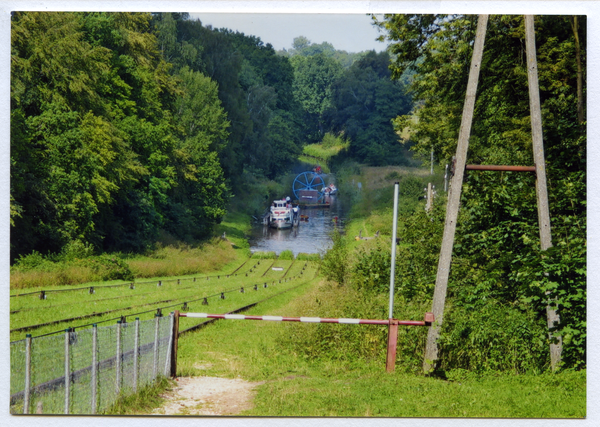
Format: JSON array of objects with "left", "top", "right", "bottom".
[
  {"left": 524, "top": 15, "right": 562, "bottom": 370},
  {"left": 430, "top": 147, "right": 434, "bottom": 175},
  {"left": 423, "top": 15, "right": 489, "bottom": 374},
  {"left": 425, "top": 183, "right": 433, "bottom": 212}
]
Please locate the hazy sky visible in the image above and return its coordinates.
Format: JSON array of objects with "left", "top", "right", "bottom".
[{"left": 189, "top": 13, "right": 389, "bottom": 53}]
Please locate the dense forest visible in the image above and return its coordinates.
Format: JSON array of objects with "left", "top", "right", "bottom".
[{"left": 10, "top": 12, "right": 412, "bottom": 259}]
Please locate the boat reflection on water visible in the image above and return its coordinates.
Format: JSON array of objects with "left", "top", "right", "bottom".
[{"left": 249, "top": 195, "right": 346, "bottom": 256}]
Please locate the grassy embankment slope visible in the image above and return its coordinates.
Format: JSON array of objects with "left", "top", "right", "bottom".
[{"left": 9, "top": 210, "right": 253, "bottom": 291}]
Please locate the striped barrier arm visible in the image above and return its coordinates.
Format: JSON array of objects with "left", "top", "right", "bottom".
[{"left": 179, "top": 312, "right": 434, "bottom": 326}]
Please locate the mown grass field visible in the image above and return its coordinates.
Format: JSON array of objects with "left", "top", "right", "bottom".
[{"left": 10, "top": 256, "right": 321, "bottom": 342}]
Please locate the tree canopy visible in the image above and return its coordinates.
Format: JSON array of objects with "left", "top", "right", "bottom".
[{"left": 11, "top": 12, "right": 229, "bottom": 256}]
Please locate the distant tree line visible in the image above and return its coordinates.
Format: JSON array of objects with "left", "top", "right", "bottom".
[{"left": 10, "top": 11, "right": 412, "bottom": 260}]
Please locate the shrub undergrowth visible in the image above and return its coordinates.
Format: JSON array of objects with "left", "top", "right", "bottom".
[{"left": 314, "top": 163, "right": 585, "bottom": 374}]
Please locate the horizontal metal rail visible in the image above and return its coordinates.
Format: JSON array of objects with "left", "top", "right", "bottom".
[
  {"left": 10, "top": 258, "right": 255, "bottom": 298},
  {"left": 180, "top": 312, "right": 434, "bottom": 326},
  {"left": 11, "top": 264, "right": 314, "bottom": 340},
  {"left": 465, "top": 164, "right": 536, "bottom": 172},
  {"left": 178, "top": 280, "right": 317, "bottom": 335}
]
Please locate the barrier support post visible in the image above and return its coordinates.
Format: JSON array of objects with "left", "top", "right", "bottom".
[
  {"left": 170, "top": 311, "right": 180, "bottom": 377},
  {"left": 386, "top": 319, "right": 399, "bottom": 372}
]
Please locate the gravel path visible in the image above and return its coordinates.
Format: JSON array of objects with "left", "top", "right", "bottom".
[{"left": 153, "top": 376, "right": 265, "bottom": 416}]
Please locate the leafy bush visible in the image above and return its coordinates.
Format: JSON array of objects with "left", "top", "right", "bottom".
[
  {"left": 385, "top": 171, "right": 401, "bottom": 181},
  {"left": 12, "top": 251, "right": 50, "bottom": 272},
  {"left": 302, "top": 132, "right": 349, "bottom": 162},
  {"left": 399, "top": 175, "right": 426, "bottom": 199},
  {"left": 437, "top": 302, "right": 549, "bottom": 374},
  {"left": 352, "top": 242, "right": 392, "bottom": 293},
  {"left": 296, "top": 253, "right": 322, "bottom": 261},
  {"left": 86, "top": 255, "right": 134, "bottom": 281},
  {"left": 59, "top": 239, "right": 95, "bottom": 261},
  {"left": 278, "top": 250, "right": 295, "bottom": 260},
  {"left": 322, "top": 230, "right": 349, "bottom": 285}
]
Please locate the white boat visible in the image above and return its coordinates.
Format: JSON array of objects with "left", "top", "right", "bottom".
[
  {"left": 268, "top": 198, "right": 299, "bottom": 229},
  {"left": 323, "top": 183, "right": 338, "bottom": 196}
]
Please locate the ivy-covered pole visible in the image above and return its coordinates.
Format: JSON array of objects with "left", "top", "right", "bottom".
[
  {"left": 525, "top": 15, "right": 562, "bottom": 370},
  {"left": 423, "top": 15, "right": 489, "bottom": 374}
]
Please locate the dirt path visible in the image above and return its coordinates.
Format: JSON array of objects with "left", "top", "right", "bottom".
[{"left": 153, "top": 376, "right": 265, "bottom": 416}]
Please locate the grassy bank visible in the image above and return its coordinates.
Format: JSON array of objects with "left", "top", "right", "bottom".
[
  {"left": 170, "top": 278, "right": 585, "bottom": 418},
  {"left": 9, "top": 210, "right": 253, "bottom": 290},
  {"left": 301, "top": 132, "right": 349, "bottom": 164}
]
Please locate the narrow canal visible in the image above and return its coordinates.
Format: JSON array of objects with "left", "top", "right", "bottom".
[
  {"left": 248, "top": 163, "right": 349, "bottom": 256},
  {"left": 248, "top": 193, "right": 347, "bottom": 256}
]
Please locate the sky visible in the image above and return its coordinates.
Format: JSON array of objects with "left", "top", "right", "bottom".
[{"left": 189, "top": 13, "right": 389, "bottom": 53}]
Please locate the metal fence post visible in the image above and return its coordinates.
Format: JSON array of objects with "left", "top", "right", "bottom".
[
  {"left": 133, "top": 318, "right": 139, "bottom": 392},
  {"left": 164, "top": 313, "right": 174, "bottom": 376},
  {"left": 153, "top": 315, "right": 160, "bottom": 379},
  {"left": 116, "top": 320, "right": 122, "bottom": 395},
  {"left": 64, "top": 329, "right": 70, "bottom": 414},
  {"left": 23, "top": 334, "right": 32, "bottom": 414},
  {"left": 388, "top": 182, "right": 399, "bottom": 319},
  {"left": 91, "top": 324, "right": 97, "bottom": 415}
]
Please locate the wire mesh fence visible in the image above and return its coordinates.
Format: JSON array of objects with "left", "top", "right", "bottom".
[{"left": 10, "top": 313, "right": 174, "bottom": 415}]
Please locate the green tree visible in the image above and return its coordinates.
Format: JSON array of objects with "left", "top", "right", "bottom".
[
  {"left": 11, "top": 12, "right": 147, "bottom": 254},
  {"left": 327, "top": 51, "right": 412, "bottom": 165},
  {"left": 291, "top": 53, "right": 343, "bottom": 137},
  {"left": 374, "top": 14, "right": 586, "bottom": 370},
  {"left": 11, "top": 11, "right": 231, "bottom": 258}
]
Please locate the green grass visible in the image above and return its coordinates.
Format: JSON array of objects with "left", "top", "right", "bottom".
[
  {"left": 302, "top": 143, "right": 347, "bottom": 163},
  {"left": 104, "top": 376, "right": 175, "bottom": 415},
  {"left": 170, "top": 278, "right": 585, "bottom": 418},
  {"left": 11, "top": 210, "right": 254, "bottom": 290},
  {"left": 10, "top": 259, "right": 321, "bottom": 341},
  {"left": 298, "top": 155, "right": 331, "bottom": 174},
  {"left": 249, "top": 369, "right": 585, "bottom": 417}
]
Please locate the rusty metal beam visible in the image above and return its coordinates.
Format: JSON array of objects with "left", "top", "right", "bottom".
[{"left": 466, "top": 165, "right": 536, "bottom": 172}]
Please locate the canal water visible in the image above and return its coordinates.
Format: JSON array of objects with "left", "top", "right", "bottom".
[
  {"left": 248, "top": 178, "right": 348, "bottom": 256},
  {"left": 248, "top": 194, "right": 347, "bottom": 256}
]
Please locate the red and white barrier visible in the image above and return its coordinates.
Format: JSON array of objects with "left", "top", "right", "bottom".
[{"left": 179, "top": 312, "right": 433, "bottom": 326}]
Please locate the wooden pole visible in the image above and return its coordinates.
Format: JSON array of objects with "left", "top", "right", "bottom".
[
  {"left": 171, "top": 310, "right": 180, "bottom": 377},
  {"left": 386, "top": 320, "right": 399, "bottom": 372},
  {"left": 423, "top": 15, "right": 488, "bottom": 374},
  {"left": 524, "top": 15, "right": 562, "bottom": 370}
]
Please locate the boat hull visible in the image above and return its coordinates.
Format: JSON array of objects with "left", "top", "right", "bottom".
[{"left": 269, "top": 219, "right": 293, "bottom": 229}]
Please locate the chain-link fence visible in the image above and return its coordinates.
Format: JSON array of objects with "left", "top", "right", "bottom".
[{"left": 10, "top": 313, "right": 174, "bottom": 415}]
